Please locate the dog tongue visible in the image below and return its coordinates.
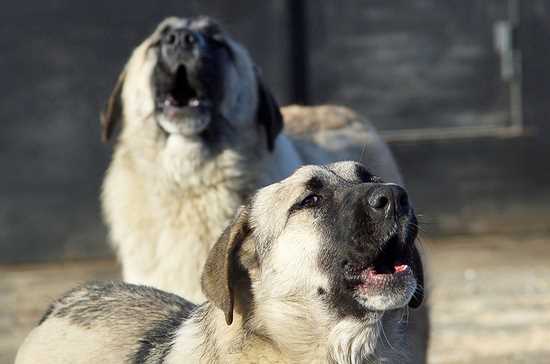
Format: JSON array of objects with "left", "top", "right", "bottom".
[
  {"left": 394, "top": 264, "right": 408, "bottom": 273},
  {"left": 366, "top": 264, "right": 409, "bottom": 277}
]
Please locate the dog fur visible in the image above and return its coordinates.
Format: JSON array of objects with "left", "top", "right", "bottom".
[
  {"left": 17, "top": 162, "right": 424, "bottom": 364},
  {"left": 99, "top": 17, "right": 429, "bottom": 362},
  {"left": 100, "top": 17, "right": 402, "bottom": 302}
]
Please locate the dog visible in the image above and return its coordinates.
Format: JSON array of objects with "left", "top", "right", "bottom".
[
  {"left": 100, "top": 17, "right": 429, "bottom": 361},
  {"left": 17, "top": 162, "right": 424, "bottom": 364},
  {"left": 101, "top": 16, "right": 402, "bottom": 303}
]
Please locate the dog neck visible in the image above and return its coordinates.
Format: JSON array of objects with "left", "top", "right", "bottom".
[
  {"left": 158, "top": 135, "right": 260, "bottom": 191},
  {"left": 154, "top": 133, "right": 301, "bottom": 191},
  {"left": 115, "top": 132, "right": 301, "bottom": 228},
  {"left": 326, "top": 312, "right": 409, "bottom": 363},
  {"left": 104, "top": 133, "right": 300, "bottom": 301},
  {"left": 168, "top": 303, "right": 408, "bottom": 364},
  {"left": 253, "top": 301, "right": 408, "bottom": 363},
  {"left": 167, "top": 303, "right": 284, "bottom": 363}
]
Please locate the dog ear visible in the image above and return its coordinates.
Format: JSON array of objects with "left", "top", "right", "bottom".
[
  {"left": 100, "top": 68, "right": 127, "bottom": 143},
  {"left": 201, "top": 206, "right": 251, "bottom": 325},
  {"left": 408, "top": 244, "right": 424, "bottom": 309},
  {"left": 255, "top": 71, "right": 283, "bottom": 152}
]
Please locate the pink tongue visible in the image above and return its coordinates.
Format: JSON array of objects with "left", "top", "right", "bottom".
[{"left": 394, "top": 264, "right": 408, "bottom": 273}]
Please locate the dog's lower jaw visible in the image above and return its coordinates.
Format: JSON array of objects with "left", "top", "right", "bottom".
[{"left": 157, "top": 112, "right": 212, "bottom": 137}]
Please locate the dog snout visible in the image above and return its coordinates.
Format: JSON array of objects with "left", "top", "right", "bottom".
[
  {"left": 366, "top": 184, "right": 409, "bottom": 218},
  {"left": 161, "top": 28, "right": 206, "bottom": 68},
  {"left": 163, "top": 28, "right": 201, "bottom": 50}
]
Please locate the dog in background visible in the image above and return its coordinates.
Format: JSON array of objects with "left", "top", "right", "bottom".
[
  {"left": 101, "top": 16, "right": 402, "bottom": 301},
  {"left": 100, "top": 16, "right": 428, "bottom": 362},
  {"left": 17, "top": 162, "right": 423, "bottom": 364}
]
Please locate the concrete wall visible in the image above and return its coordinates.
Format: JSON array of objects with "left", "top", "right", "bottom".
[{"left": 2, "top": 1, "right": 550, "bottom": 263}]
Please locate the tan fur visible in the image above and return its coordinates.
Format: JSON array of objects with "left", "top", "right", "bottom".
[
  {"left": 102, "top": 19, "right": 402, "bottom": 302},
  {"left": 17, "top": 317, "right": 133, "bottom": 364},
  {"left": 18, "top": 163, "right": 423, "bottom": 363},
  {"left": 101, "top": 20, "right": 298, "bottom": 302},
  {"left": 283, "top": 104, "right": 357, "bottom": 135},
  {"left": 100, "top": 17, "right": 428, "bottom": 361}
]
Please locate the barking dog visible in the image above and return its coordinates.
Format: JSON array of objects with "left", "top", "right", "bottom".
[
  {"left": 99, "top": 16, "right": 429, "bottom": 362},
  {"left": 100, "top": 17, "right": 403, "bottom": 302},
  {"left": 17, "top": 162, "right": 424, "bottom": 364}
]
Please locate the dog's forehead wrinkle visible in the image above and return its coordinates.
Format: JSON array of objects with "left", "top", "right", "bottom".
[
  {"left": 251, "top": 165, "right": 357, "bottom": 216},
  {"left": 275, "top": 165, "right": 329, "bottom": 189},
  {"left": 309, "top": 167, "right": 355, "bottom": 190},
  {"left": 324, "top": 161, "right": 369, "bottom": 183}
]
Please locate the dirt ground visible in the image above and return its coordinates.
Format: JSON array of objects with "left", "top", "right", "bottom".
[{"left": 1, "top": 234, "right": 550, "bottom": 363}]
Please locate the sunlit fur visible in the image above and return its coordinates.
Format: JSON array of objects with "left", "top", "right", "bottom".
[
  {"left": 101, "top": 17, "right": 404, "bottom": 305},
  {"left": 102, "top": 18, "right": 299, "bottom": 302},
  {"left": 18, "top": 163, "right": 423, "bottom": 364}
]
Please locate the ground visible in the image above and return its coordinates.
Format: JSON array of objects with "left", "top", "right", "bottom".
[{"left": 1, "top": 234, "right": 549, "bottom": 363}]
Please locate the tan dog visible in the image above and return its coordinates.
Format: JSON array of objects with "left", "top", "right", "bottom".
[
  {"left": 101, "top": 16, "right": 402, "bottom": 301},
  {"left": 18, "top": 162, "right": 423, "bottom": 364}
]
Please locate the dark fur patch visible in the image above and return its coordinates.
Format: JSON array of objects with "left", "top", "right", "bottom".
[
  {"left": 305, "top": 176, "right": 324, "bottom": 191},
  {"left": 313, "top": 166, "right": 419, "bottom": 319},
  {"left": 38, "top": 303, "right": 56, "bottom": 325},
  {"left": 130, "top": 304, "right": 192, "bottom": 364},
  {"left": 317, "top": 185, "right": 376, "bottom": 319},
  {"left": 355, "top": 163, "right": 381, "bottom": 183},
  {"left": 51, "top": 282, "right": 191, "bottom": 327}
]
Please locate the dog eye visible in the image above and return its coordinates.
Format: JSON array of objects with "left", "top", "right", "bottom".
[{"left": 299, "top": 194, "right": 322, "bottom": 208}]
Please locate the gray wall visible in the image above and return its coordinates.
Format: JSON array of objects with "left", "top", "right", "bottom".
[
  {"left": 0, "top": 1, "right": 291, "bottom": 263},
  {"left": 2, "top": 1, "right": 550, "bottom": 263}
]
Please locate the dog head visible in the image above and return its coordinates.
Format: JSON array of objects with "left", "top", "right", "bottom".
[
  {"left": 101, "top": 16, "right": 282, "bottom": 161},
  {"left": 202, "top": 161, "right": 423, "bottom": 329}
]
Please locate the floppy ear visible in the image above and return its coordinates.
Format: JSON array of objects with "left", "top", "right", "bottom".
[
  {"left": 255, "top": 72, "right": 283, "bottom": 152},
  {"left": 201, "top": 206, "right": 251, "bottom": 325},
  {"left": 100, "top": 68, "right": 127, "bottom": 142},
  {"left": 408, "top": 244, "right": 424, "bottom": 309}
]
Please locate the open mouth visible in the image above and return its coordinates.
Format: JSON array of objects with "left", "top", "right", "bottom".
[
  {"left": 154, "top": 64, "right": 213, "bottom": 135},
  {"left": 344, "top": 234, "right": 413, "bottom": 289},
  {"left": 156, "top": 65, "right": 212, "bottom": 117}
]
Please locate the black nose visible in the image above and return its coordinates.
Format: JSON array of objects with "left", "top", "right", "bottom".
[
  {"left": 366, "top": 184, "right": 409, "bottom": 217},
  {"left": 163, "top": 28, "right": 200, "bottom": 50}
]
